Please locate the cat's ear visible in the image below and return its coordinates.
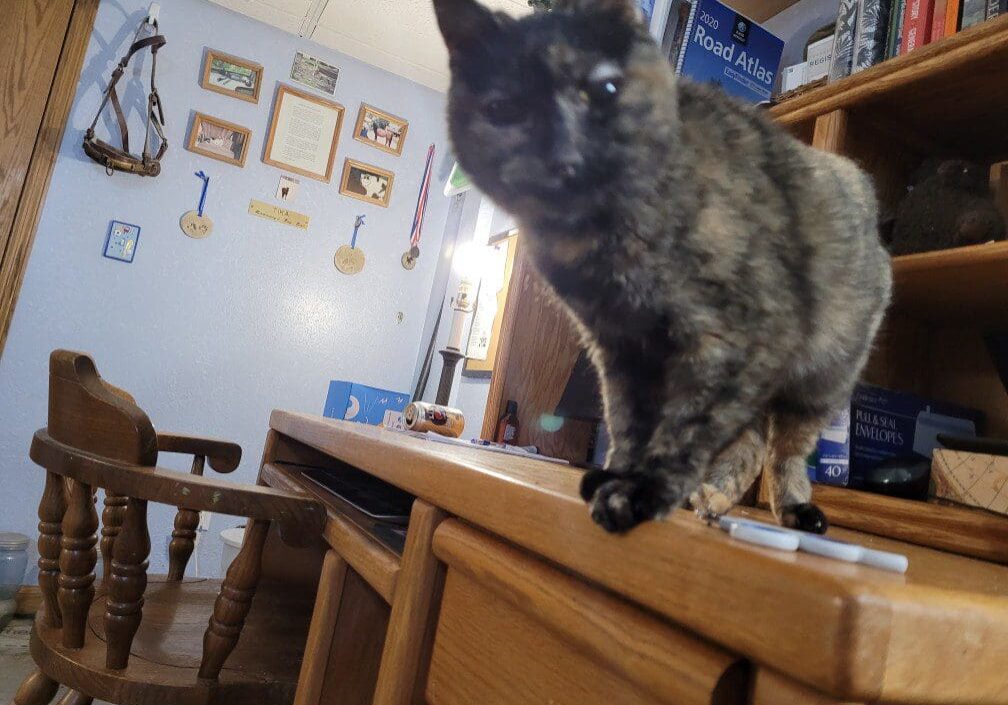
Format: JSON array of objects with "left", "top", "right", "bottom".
[
  {"left": 552, "top": 0, "right": 639, "bottom": 22},
  {"left": 433, "top": 0, "right": 506, "bottom": 56}
]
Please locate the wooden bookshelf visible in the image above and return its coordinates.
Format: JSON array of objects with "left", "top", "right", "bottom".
[
  {"left": 772, "top": 13, "right": 1008, "bottom": 159},
  {"left": 891, "top": 241, "right": 1008, "bottom": 322}
]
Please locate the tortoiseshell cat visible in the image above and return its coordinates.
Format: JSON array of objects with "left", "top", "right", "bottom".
[{"left": 434, "top": 0, "right": 891, "bottom": 532}]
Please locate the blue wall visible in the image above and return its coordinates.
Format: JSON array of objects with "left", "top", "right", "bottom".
[{"left": 0, "top": 0, "right": 453, "bottom": 577}]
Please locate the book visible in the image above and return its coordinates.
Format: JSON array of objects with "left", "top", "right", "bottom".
[
  {"left": 661, "top": 0, "right": 695, "bottom": 64},
  {"left": 900, "top": 0, "right": 935, "bottom": 53},
  {"left": 853, "top": 0, "right": 894, "bottom": 72},
  {"left": 961, "top": 0, "right": 986, "bottom": 27},
  {"left": 805, "top": 35, "right": 834, "bottom": 82},
  {"left": 828, "top": 0, "right": 860, "bottom": 80},
  {"left": 987, "top": 0, "right": 1008, "bottom": 19},
  {"left": 672, "top": 0, "right": 784, "bottom": 103},
  {"left": 887, "top": 0, "right": 907, "bottom": 56},
  {"left": 932, "top": 0, "right": 948, "bottom": 38},
  {"left": 945, "top": 0, "right": 962, "bottom": 34}
]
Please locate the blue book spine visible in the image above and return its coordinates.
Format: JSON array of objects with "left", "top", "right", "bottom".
[{"left": 674, "top": 0, "right": 784, "bottom": 103}]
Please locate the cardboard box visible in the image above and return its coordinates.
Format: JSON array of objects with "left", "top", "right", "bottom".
[
  {"left": 323, "top": 381, "right": 409, "bottom": 428},
  {"left": 932, "top": 449, "right": 1008, "bottom": 515},
  {"left": 810, "top": 384, "right": 982, "bottom": 487}
]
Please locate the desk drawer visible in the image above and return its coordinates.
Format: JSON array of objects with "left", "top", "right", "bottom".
[{"left": 427, "top": 521, "right": 747, "bottom": 705}]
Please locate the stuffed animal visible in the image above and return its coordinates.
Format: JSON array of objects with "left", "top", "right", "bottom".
[{"left": 888, "top": 159, "right": 1006, "bottom": 256}]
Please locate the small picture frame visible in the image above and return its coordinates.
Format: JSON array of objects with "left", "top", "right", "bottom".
[
  {"left": 200, "top": 49, "right": 263, "bottom": 104},
  {"left": 290, "top": 51, "right": 340, "bottom": 96},
  {"left": 339, "top": 159, "right": 395, "bottom": 208},
  {"left": 186, "top": 112, "right": 252, "bottom": 167},
  {"left": 263, "top": 84, "right": 344, "bottom": 182},
  {"left": 354, "top": 104, "right": 409, "bottom": 156},
  {"left": 103, "top": 220, "right": 141, "bottom": 263}
]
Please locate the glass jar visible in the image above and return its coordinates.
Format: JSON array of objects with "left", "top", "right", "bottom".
[{"left": 0, "top": 532, "right": 30, "bottom": 629}]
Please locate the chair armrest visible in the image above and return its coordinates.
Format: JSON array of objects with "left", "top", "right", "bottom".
[
  {"left": 157, "top": 433, "right": 241, "bottom": 473},
  {"left": 31, "top": 430, "right": 324, "bottom": 537}
]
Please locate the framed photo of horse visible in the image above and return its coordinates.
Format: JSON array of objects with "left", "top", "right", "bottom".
[
  {"left": 339, "top": 159, "right": 394, "bottom": 208},
  {"left": 353, "top": 104, "right": 409, "bottom": 157}
]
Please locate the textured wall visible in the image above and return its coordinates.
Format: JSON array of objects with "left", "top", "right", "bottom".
[{"left": 0, "top": 0, "right": 452, "bottom": 578}]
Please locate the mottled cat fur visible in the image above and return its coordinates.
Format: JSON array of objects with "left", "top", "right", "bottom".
[{"left": 434, "top": 0, "right": 892, "bottom": 532}]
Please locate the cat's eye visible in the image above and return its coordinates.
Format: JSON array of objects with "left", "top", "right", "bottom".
[
  {"left": 483, "top": 98, "right": 526, "bottom": 126},
  {"left": 584, "top": 62, "right": 623, "bottom": 106}
]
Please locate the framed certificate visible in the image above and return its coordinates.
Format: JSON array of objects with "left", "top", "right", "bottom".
[{"left": 263, "top": 84, "right": 344, "bottom": 182}]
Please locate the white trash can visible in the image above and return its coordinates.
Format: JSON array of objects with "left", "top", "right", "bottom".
[{"left": 220, "top": 526, "right": 245, "bottom": 575}]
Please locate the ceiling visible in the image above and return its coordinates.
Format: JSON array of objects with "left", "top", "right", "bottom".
[{"left": 209, "top": 0, "right": 532, "bottom": 92}]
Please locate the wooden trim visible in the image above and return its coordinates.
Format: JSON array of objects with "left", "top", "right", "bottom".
[
  {"left": 353, "top": 103, "right": 409, "bottom": 157},
  {"left": 338, "top": 158, "right": 395, "bottom": 208},
  {"left": 323, "top": 510, "right": 400, "bottom": 604},
  {"left": 16, "top": 585, "right": 43, "bottom": 616},
  {"left": 185, "top": 112, "right": 252, "bottom": 168},
  {"left": 372, "top": 501, "right": 447, "bottom": 705},
  {"left": 262, "top": 84, "right": 344, "bottom": 182},
  {"left": 293, "top": 550, "right": 348, "bottom": 705},
  {"left": 811, "top": 110, "right": 848, "bottom": 154},
  {"left": 750, "top": 668, "right": 864, "bottom": 705},
  {"left": 199, "top": 48, "right": 263, "bottom": 104},
  {"left": 479, "top": 240, "right": 529, "bottom": 440},
  {"left": 0, "top": 0, "right": 98, "bottom": 360}
]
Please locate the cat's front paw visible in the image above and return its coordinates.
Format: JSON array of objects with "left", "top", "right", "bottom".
[
  {"left": 780, "top": 502, "right": 829, "bottom": 534},
  {"left": 582, "top": 472, "right": 676, "bottom": 533}
]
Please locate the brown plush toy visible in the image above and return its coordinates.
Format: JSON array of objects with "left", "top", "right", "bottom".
[{"left": 888, "top": 159, "right": 1006, "bottom": 256}]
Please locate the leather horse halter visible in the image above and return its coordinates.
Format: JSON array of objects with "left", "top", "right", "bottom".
[{"left": 83, "top": 19, "right": 167, "bottom": 176}]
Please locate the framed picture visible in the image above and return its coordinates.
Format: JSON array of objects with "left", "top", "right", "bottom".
[
  {"left": 339, "top": 159, "right": 394, "bottom": 208},
  {"left": 186, "top": 112, "right": 251, "bottom": 167},
  {"left": 103, "top": 220, "right": 141, "bottom": 263},
  {"left": 290, "top": 51, "right": 340, "bottom": 96},
  {"left": 263, "top": 84, "right": 344, "bottom": 182},
  {"left": 200, "top": 49, "right": 263, "bottom": 104},
  {"left": 465, "top": 230, "right": 519, "bottom": 375},
  {"left": 354, "top": 104, "right": 409, "bottom": 156}
]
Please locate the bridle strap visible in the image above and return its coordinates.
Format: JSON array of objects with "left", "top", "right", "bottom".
[{"left": 84, "top": 20, "right": 167, "bottom": 176}]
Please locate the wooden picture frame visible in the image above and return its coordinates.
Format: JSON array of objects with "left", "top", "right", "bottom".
[
  {"left": 353, "top": 103, "right": 409, "bottom": 156},
  {"left": 263, "top": 84, "right": 344, "bottom": 182},
  {"left": 465, "top": 230, "right": 520, "bottom": 375},
  {"left": 339, "top": 159, "right": 395, "bottom": 208},
  {"left": 200, "top": 49, "right": 263, "bottom": 104},
  {"left": 186, "top": 112, "right": 251, "bottom": 167}
]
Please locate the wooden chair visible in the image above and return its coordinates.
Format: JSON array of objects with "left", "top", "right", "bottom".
[{"left": 14, "top": 350, "right": 325, "bottom": 705}]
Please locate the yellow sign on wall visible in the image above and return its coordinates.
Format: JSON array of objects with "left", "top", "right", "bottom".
[{"left": 248, "top": 199, "right": 310, "bottom": 229}]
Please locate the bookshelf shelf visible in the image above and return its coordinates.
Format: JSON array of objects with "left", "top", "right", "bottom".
[
  {"left": 891, "top": 241, "right": 1008, "bottom": 322},
  {"left": 771, "top": 13, "right": 1008, "bottom": 158}
]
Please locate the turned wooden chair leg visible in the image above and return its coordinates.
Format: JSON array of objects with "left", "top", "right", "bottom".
[
  {"left": 37, "top": 472, "right": 66, "bottom": 628},
  {"left": 58, "top": 478, "right": 98, "bottom": 648},
  {"left": 198, "top": 518, "right": 270, "bottom": 682},
  {"left": 54, "top": 690, "right": 93, "bottom": 705},
  {"left": 13, "top": 670, "right": 58, "bottom": 705},
  {"left": 100, "top": 492, "right": 127, "bottom": 584},
  {"left": 105, "top": 497, "right": 150, "bottom": 670}
]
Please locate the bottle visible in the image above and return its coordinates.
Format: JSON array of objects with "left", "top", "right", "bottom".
[{"left": 495, "top": 400, "right": 520, "bottom": 445}]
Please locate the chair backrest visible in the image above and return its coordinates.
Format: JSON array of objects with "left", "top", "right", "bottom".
[{"left": 47, "top": 350, "right": 158, "bottom": 466}]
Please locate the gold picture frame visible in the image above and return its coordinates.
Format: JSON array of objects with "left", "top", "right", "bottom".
[
  {"left": 200, "top": 49, "right": 263, "bottom": 104},
  {"left": 339, "top": 159, "right": 395, "bottom": 208},
  {"left": 186, "top": 112, "right": 251, "bottom": 167},
  {"left": 263, "top": 84, "right": 344, "bottom": 182},
  {"left": 353, "top": 103, "right": 409, "bottom": 156}
]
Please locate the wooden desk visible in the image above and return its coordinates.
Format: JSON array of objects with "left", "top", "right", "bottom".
[{"left": 259, "top": 411, "right": 1008, "bottom": 705}]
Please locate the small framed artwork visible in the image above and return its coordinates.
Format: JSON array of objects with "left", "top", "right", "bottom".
[
  {"left": 200, "top": 49, "right": 263, "bottom": 104},
  {"left": 339, "top": 159, "right": 394, "bottom": 208},
  {"left": 354, "top": 104, "right": 409, "bottom": 156},
  {"left": 187, "top": 112, "right": 252, "bottom": 167},
  {"left": 290, "top": 51, "right": 340, "bottom": 96},
  {"left": 103, "top": 220, "right": 140, "bottom": 263},
  {"left": 263, "top": 84, "right": 344, "bottom": 182}
]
